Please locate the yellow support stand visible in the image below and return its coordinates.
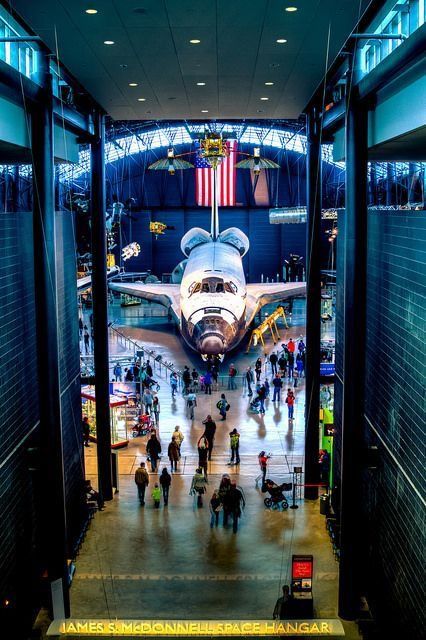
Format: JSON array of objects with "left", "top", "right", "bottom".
[{"left": 246, "top": 306, "right": 289, "bottom": 352}]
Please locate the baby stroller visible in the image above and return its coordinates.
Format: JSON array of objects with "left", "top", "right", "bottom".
[
  {"left": 132, "top": 414, "right": 154, "bottom": 437},
  {"left": 262, "top": 479, "right": 292, "bottom": 510}
]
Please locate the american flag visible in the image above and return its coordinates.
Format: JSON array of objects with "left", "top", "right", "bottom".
[{"left": 195, "top": 140, "right": 237, "bottom": 207}]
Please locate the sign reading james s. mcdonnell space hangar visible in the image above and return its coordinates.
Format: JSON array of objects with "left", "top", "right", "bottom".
[{"left": 47, "top": 618, "right": 345, "bottom": 637}]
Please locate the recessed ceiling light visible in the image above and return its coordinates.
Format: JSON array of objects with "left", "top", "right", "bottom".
[
  {"left": 285, "top": 6, "right": 298, "bottom": 12},
  {"left": 196, "top": 82, "right": 206, "bottom": 86},
  {"left": 190, "top": 39, "right": 201, "bottom": 44},
  {"left": 137, "top": 98, "right": 146, "bottom": 101},
  {"left": 129, "top": 82, "right": 138, "bottom": 87},
  {"left": 201, "top": 109, "right": 209, "bottom": 113},
  {"left": 85, "top": 9, "right": 98, "bottom": 14},
  {"left": 276, "top": 39, "right": 287, "bottom": 43},
  {"left": 260, "top": 97, "right": 269, "bottom": 101},
  {"left": 104, "top": 40, "right": 115, "bottom": 45},
  {"left": 264, "top": 82, "right": 274, "bottom": 86}
]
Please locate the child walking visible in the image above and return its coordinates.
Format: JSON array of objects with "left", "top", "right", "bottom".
[{"left": 152, "top": 483, "right": 161, "bottom": 508}]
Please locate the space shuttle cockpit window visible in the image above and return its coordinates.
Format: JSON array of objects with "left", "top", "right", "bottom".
[
  {"left": 215, "top": 282, "right": 224, "bottom": 293},
  {"left": 188, "top": 282, "right": 202, "bottom": 296},
  {"left": 224, "top": 282, "right": 237, "bottom": 294},
  {"left": 201, "top": 283, "right": 210, "bottom": 293}
]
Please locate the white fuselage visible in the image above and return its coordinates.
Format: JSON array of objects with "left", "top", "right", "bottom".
[{"left": 180, "top": 241, "right": 246, "bottom": 355}]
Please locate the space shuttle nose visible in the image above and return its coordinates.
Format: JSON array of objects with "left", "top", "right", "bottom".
[{"left": 200, "top": 335, "right": 225, "bottom": 355}]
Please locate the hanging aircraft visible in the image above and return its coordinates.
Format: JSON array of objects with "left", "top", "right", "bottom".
[{"left": 108, "top": 133, "right": 305, "bottom": 357}]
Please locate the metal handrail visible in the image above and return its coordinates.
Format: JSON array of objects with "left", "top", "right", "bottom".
[{"left": 108, "top": 323, "right": 182, "bottom": 384}]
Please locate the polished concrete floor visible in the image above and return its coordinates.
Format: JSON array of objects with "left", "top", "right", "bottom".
[{"left": 74, "top": 301, "right": 358, "bottom": 637}]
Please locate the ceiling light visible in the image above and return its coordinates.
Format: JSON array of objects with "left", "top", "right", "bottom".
[
  {"left": 196, "top": 82, "right": 206, "bottom": 86},
  {"left": 260, "top": 97, "right": 269, "bottom": 101},
  {"left": 129, "top": 83, "right": 138, "bottom": 87},
  {"left": 85, "top": 9, "right": 98, "bottom": 14},
  {"left": 265, "top": 82, "right": 274, "bottom": 86},
  {"left": 201, "top": 110, "right": 209, "bottom": 113},
  {"left": 104, "top": 40, "right": 115, "bottom": 45},
  {"left": 285, "top": 6, "right": 298, "bottom": 12},
  {"left": 190, "top": 39, "right": 201, "bottom": 44},
  {"left": 276, "top": 39, "right": 287, "bottom": 43},
  {"left": 137, "top": 98, "right": 146, "bottom": 101}
]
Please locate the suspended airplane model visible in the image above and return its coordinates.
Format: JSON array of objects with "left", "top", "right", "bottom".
[{"left": 108, "top": 133, "right": 305, "bottom": 357}]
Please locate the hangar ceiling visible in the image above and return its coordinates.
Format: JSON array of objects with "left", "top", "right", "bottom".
[{"left": 12, "top": 0, "right": 370, "bottom": 121}]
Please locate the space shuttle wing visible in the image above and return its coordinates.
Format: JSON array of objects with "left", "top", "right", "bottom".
[
  {"left": 245, "top": 281, "right": 306, "bottom": 325},
  {"left": 77, "top": 266, "right": 120, "bottom": 294},
  {"left": 108, "top": 281, "right": 181, "bottom": 322}
]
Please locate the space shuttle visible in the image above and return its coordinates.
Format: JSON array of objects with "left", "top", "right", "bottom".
[{"left": 108, "top": 141, "right": 305, "bottom": 357}]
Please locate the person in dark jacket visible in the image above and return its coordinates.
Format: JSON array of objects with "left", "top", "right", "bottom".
[
  {"left": 273, "top": 585, "right": 295, "bottom": 619},
  {"left": 257, "top": 384, "right": 266, "bottom": 414},
  {"left": 217, "top": 393, "right": 228, "bottom": 420},
  {"left": 204, "top": 370, "right": 212, "bottom": 394},
  {"left": 255, "top": 357, "right": 262, "bottom": 382},
  {"left": 82, "top": 416, "right": 90, "bottom": 447},
  {"left": 202, "top": 415, "right": 217, "bottom": 460},
  {"left": 269, "top": 352, "right": 278, "bottom": 375},
  {"left": 146, "top": 361, "right": 153, "bottom": 377},
  {"left": 210, "top": 490, "right": 221, "bottom": 528},
  {"left": 197, "top": 436, "right": 209, "bottom": 479},
  {"left": 159, "top": 467, "right": 171, "bottom": 505},
  {"left": 246, "top": 366, "right": 254, "bottom": 396},
  {"left": 146, "top": 433, "right": 161, "bottom": 472},
  {"left": 182, "top": 366, "right": 191, "bottom": 394},
  {"left": 272, "top": 374, "right": 283, "bottom": 402},
  {"left": 223, "top": 481, "right": 245, "bottom": 533},
  {"left": 287, "top": 352, "right": 295, "bottom": 379},
  {"left": 168, "top": 436, "right": 180, "bottom": 472},
  {"left": 278, "top": 354, "right": 287, "bottom": 377}
]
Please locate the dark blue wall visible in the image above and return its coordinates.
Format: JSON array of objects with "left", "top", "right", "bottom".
[
  {"left": 0, "top": 211, "right": 40, "bottom": 629},
  {"left": 334, "top": 209, "right": 426, "bottom": 638},
  {"left": 361, "top": 210, "right": 425, "bottom": 638},
  {"left": 0, "top": 211, "right": 84, "bottom": 634}
]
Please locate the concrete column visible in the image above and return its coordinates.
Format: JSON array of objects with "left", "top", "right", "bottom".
[
  {"left": 32, "top": 59, "right": 70, "bottom": 617},
  {"left": 338, "top": 87, "right": 368, "bottom": 620},
  {"left": 304, "top": 109, "right": 322, "bottom": 500},
  {"left": 90, "top": 112, "right": 113, "bottom": 501}
]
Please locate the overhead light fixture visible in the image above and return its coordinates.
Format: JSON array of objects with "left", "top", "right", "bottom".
[
  {"left": 85, "top": 9, "right": 98, "bottom": 14},
  {"left": 276, "top": 38, "right": 287, "bottom": 43},
  {"left": 138, "top": 97, "right": 146, "bottom": 101},
  {"left": 104, "top": 40, "right": 115, "bottom": 45},
  {"left": 285, "top": 6, "right": 298, "bottom": 12},
  {"left": 265, "top": 81, "right": 274, "bottom": 86},
  {"left": 260, "top": 97, "right": 269, "bottom": 101},
  {"left": 129, "top": 82, "right": 138, "bottom": 87},
  {"left": 196, "top": 82, "right": 206, "bottom": 86},
  {"left": 190, "top": 39, "right": 201, "bottom": 44},
  {"left": 201, "top": 109, "right": 209, "bottom": 113}
]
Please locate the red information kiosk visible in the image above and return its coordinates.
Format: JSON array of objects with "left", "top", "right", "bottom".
[{"left": 291, "top": 555, "right": 314, "bottom": 618}]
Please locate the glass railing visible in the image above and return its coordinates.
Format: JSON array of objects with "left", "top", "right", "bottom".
[
  {"left": 361, "top": 0, "right": 425, "bottom": 75},
  {"left": 0, "top": 6, "right": 40, "bottom": 83}
]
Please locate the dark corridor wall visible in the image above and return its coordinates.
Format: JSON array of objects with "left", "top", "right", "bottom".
[
  {"left": 333, "top": 209, "right": 426, "bottom": 638},
  {"left": 117, "top": 208, "right": 333, "bottom": 281},
  {"left": 0, "top": 211, "right": 84, "bottom": 635}
]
